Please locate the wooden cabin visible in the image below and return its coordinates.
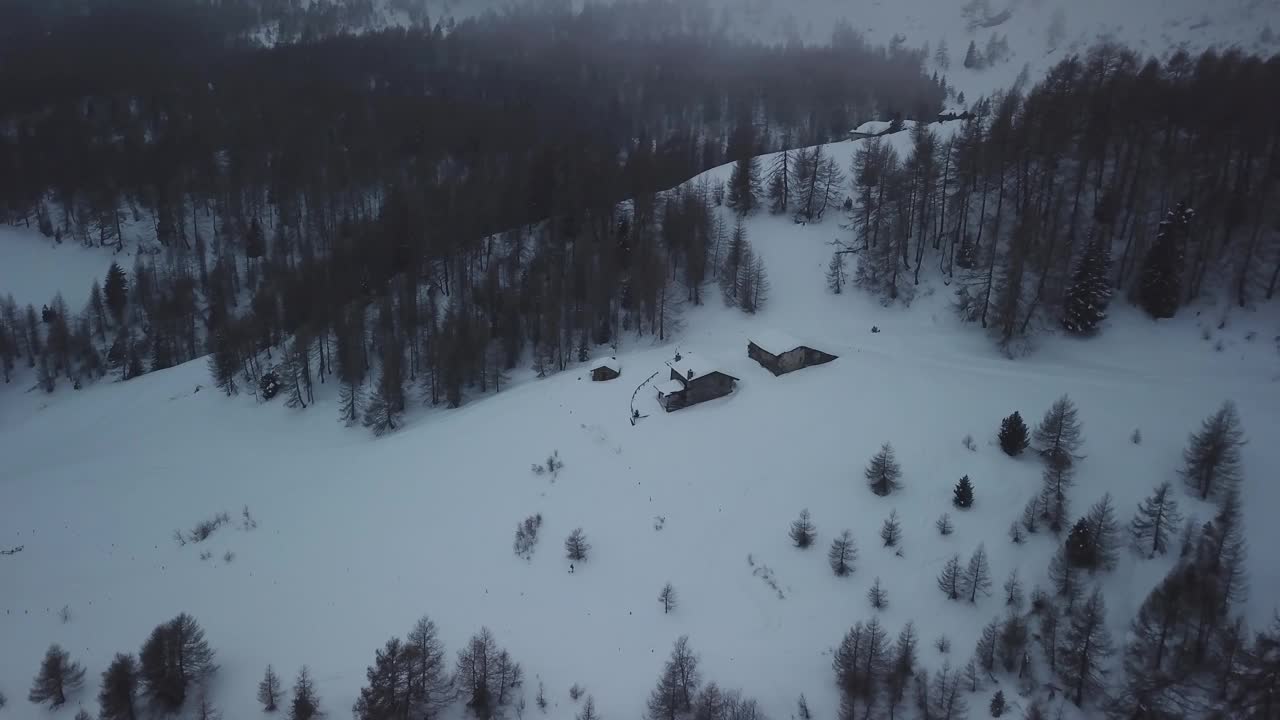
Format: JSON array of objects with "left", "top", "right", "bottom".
[
  {"left": 747, "top": 331, "right": 838, "bottom": 376},
  {"left": 590, "top": 357, "right": 621, "bottom": 381},
  {"left": 656, "top": 353, "right": 738, "bottom": 411}
]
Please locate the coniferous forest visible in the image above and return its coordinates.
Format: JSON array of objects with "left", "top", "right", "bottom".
[{"left": 0, "top": 0, "right": 943, "bottom": 417}]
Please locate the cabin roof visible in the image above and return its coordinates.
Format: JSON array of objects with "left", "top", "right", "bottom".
[
  {"left": 852, "top": 119, "right": 917, "bottom": 136},
  {"left": 668, "top": 352, "right": 737, "bottom": 382},
  {"left": 655, "top": 379, "right": 686, "bottom": 395},
  {"left": 749, "top": 330, "right": 807, "bottom": 356},
  {"left": 590, "top": 357, "right": 621, "bottom": 373}
]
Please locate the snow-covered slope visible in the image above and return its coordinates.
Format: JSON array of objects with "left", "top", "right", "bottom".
[
  {"left": 419, "top": 0, "right": 1280, "bottom": 103},
  {"left": 3, "top": 140, "right": 1278, "bottom": 720},
  {"left": 0, "top": 227, "right": 130, "bottom": 310}
]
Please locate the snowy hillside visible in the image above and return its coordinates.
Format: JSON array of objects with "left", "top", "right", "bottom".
[
  {"left": 416, "top": 0, "right": 1280, "bottom": 101},
  {"left": 3, "top": 141, "right": 1278, "bottom": 719}
]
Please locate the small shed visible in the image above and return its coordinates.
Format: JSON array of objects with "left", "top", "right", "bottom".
[
  {"left": 747, "top": 331, "right": 838, "bottom": 376},
  {"left": 849, "top": 119, "right": 916, "bottom": 141},
  {"left": 657, "top": 352, "right": 738, "bottom": 412},
  {"left": 590, "top": 357, "right": 621, "bottom": 381}
]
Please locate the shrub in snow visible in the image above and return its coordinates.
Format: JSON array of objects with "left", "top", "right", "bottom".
[
  {"left": 865, "top": 443, "right": 903, "bottom": 496},
  {"left": 953, "top": 475, "right": 975, "bottom": 509},
  {"left": 796, "top": 695, "right": 812, "bottom": 720},
  {"left": 531, "top": 450, "right": 564, "bottom": 480},
  {"left": 180, "top": 511, "right": 231, "bottom": 545},
  {"left": 58, "top": 605, "right": 72, "bottom": 624},
  {"left": 569, "top": 683, "right": 584, "bottom": 701},
  {"left": 28, "top": 644, "right": 85, "bottom": 708},
  {"left": 258, "top": 369, "right": 281, "bottom": 400},
  {"left": 998, "top": 412, "right": 1029, "bottom": 456},
  {"left": 789, "top": 509, "right": 817, "bottom": 548},
  {"left": 658, "top": 583, "right": 678, "bottom": 614},
  {"left": 936, "top": 513, "right": 954, "bottom": 536},
  {"left": 1131, "top": 428, "right": 1142, "bottom": 445},
  {"left": 1008, "top": 521, "right": 1025, "bottom": 544},
  {"left": 934, "top": 635, "right": 951, "bottom": 654},
  {"left": 962, "top": 434, "right": 977, "bottom": 452},
  {"left": 240, "top": 505, "right": 258, "bottom": 531},
  {"left": 565, "top": 528, "right": 590, "bottom": 563},
  {"left": 199, "top": 550, "right": 212, "bottom": 561},
  {"left": 222, "top": 550, "right": 235, "bottom": 564},
  {"left": 0, "top": 690, "right": 7, "bottom": 709},
  {"left": 514, "top": 514, "right": 543, "bottom": 560},
  {"left": 536, "top": 682, "right": 547, "bottom": 712}
]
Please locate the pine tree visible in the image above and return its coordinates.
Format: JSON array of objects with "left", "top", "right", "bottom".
[
  {"left": 766, "top": 149, "right": 791, "bottom": 214},
  {"left": 290, "top": 667, "right": 320, "bottom": 720},
  {"left": 98, "top": 653, "right": 139, "bottom": 720},
  {"left": 104, "top": 261, "right": 129, "bottom": 325},
  {"left": 886, "top": 623, "right": 918, "bottom": 716},
  {"left": 997, "top": 613, "right": 1029, "bottom": 673},
  {"left": 936, "top": 513, "right": 954, "bottom": 536},
  {"left": 1084, "top": 493, "right": 1120, "bottom": 571},
  {"left": 565, "top": 528, "right": 590, "bottom": 563},
  {"left": 796, "top": 694, "right": 812, "bottom": 720},
  {"left": 998, "top": 411, "right": 1029, "bottom": 456},
  {"left": 354, "top": 638, "right": 411, "bottom": 720},
  {"left": 826, "top": 252, "right": 847, "bottom": 294},
  {"left": 1058, "top": 587, "right": 1114, "bottom": 706},
  {"left": 1061, "top": 232, "right": 1112, "bottom": 335},
  {"left": 829, "top": 530, "right": 857, "bottom": 576},
  {"left": 736, "top": 250, "right": 770, "bottom": 314},
  {"left": 258, "top": 665, "right": 282, "bottom": 712},
  {"left": 974, "top": 618, "right": 1000, "bottom": 672},
  {"left": 938, "top": 554, "right": 963, "bottom": 600},
  {"left": 405, "top": 615, "right": 451, "bottom": 719},
  {"left": 1065, "top": 517, "right": 1095, "bottom": 569},
  {"left": 1048, "top": 546, "right": 1081, "bottom": 607},
  {"left": 138, "top": 613, "right": 217, "bottom": 712},
  {"left": 1179, "top": 401, "right": 1247, "bottom": 501},
  {"left": 1003, "top": 569, "right": 1024, "bottom": 610},
  {"left": 1138, "top": 202, "right": 1192, "bottom": 319},
  {"left": 720, "top": 218, "right": 748, "bottom": 305},
  {"left": 1039, "top": 459, "right": 1075, "bottom": 534},
  {"left": 1033, "top": 395, "right": 1083, "bottom": 467},
  {"left": 28, "top": 644, "right": 85, "bottom": 708},
  {"left": 1020, "top": 496, "right": 1039, "bottom": 534},
  {"left": 963, "top": 40, "right": 983, "bottom": 69},
  {"left": 868, "top": 577, "right": 888, "bottom": 609},
  {"left": 989, "top": 690, "right": 1006, "bottom": 717},
  {"left": 789, "top": 509, "right": 817, "bottom": 548},
  {"left": 880, "top": 510, "right": 903, "bottom": 547},
  {"left": 865, "top": 443, "right": 903, "bottom": 496},
  {"left": 207, "top": 329, "right": 239, "bottom": 396},
  {"left": 726, "top": 157, "right": 761, "bottom": 216},
  {"left": 659, "top": 583, "right": 677, "bottom": 614},
  {"left": 646, "top": 636, "right": 700, "bottom": 720},
  {"left": 962, "top": 544, "right": 992, "bottom": 602},
  {"left": 1129, "top": 481, "right": 1183, "bottom": 558},
  {"left": 576, "top": 695, "right": 599, "bottom": 720},
  {"left": 953, "top": 475, "right": 975, "bottom": 509}
]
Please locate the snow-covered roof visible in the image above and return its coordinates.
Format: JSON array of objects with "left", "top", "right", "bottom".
[
  {"left": 590, "top": 357, "right": 621, "bottom": 373},
  {"left": 749, "top": 330, "right": 806, "bottom": 356},
  {"left": 655, "top": 379, "right": 685, "bottom": 395},
  {"left": 851, "top": 119, "right": 918, "bottom": 136},
  {"left": 668, "top": 352, "right": 730, "bottom": 381}
]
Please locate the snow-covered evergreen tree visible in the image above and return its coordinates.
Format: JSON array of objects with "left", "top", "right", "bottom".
[
  {"left": 789, "top": 509, "right": 817, "bottom": 548},
  {"left": 829, "top": 530, "right": 857, "bottom": 577},
  {"left": 1061, "top": 231, "right": 1112, "bottom": 335},
  {"left": 865, "top": 443, "right": 903, "bottom": 496},
  {"left": 1138, "top": 201, "right": 1192, "bottom": 319}
]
